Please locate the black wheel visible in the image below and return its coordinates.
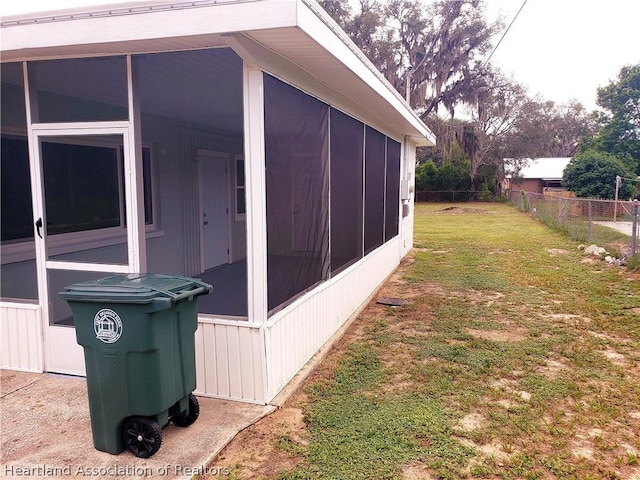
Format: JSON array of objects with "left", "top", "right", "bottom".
[
  {"left": 172, "top": 393, "right": 200, "bottom": 427},
  {"left": 122, "top": 416, "right": 162, "bottom": 458}
]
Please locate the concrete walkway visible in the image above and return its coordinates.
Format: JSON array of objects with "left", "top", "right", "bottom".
[
  {"left": 594, "top": 220, "right": 636, "bottom": 236},
  {"left": 1, "top": 370, "right": 274, "bottom": 479}
]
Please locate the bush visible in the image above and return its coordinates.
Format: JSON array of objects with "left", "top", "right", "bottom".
[
  {"left": 563, "top": 149, "right": 637, "bottom": 199},
  {"left": 627, "top": 254, "right": 640, "bottom": 272},
  {"left": 415, "top": 158, "right": 471, "bottom": 192}
]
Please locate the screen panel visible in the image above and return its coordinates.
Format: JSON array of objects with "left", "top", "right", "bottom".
[
  {"left": 330, "top": 109, "right": 364, "bottom": 274},
  {"left": 264, "top": 74, "right": 330, "bottom": 312}
]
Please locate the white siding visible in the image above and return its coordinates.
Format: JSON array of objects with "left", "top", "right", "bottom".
[
  {"left": 0, "top": 302, "right": 43, "bottom": 372},
  {"left": 194, "top": 318, "right": 266, "bottom": 404},
  {"left": 401, "top": 139, "right": 417, "bottom": 257},
  {"left": 264, "top": 238, "right": 401, "bottom": 401}
]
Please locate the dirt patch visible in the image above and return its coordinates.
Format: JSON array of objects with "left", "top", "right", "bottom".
[
  {"left": 464, "top": 289, "right": 505, "bottom": 307},
  {"left": 539, "top": 313, "right": 592, "bottom": 325},
  {"left": 434, "top": 207, "right": 494, "bottom": 215},
  {"left": 465, "top": 327, "right": 527, "bottom": 342},
  {"left": 214, "top": 404, "right": 307, "bottom": 478},
  {"left": 456, "top": 413, "right": 487, "bottom": 432},
  {"left": 598, "top": 348, "right": 628, "bottom": 367},
  {"left": 547, "top": 248, "right": 570, "bottom": 255},
  {"left": 538, "top": 358, "right": 568, "bottom": 377},
  {"left": 589, "top": 331, "right": 633, "bottom": 344},
  {"left": 489, "top": 378, "right": 532, "bottom": 403},
  {"left": 402, "top": 463, "right": 435, "bottom": 479}
]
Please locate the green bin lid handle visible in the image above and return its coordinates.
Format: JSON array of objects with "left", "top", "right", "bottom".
[{"left": 99, "top": 275, "right": 212, "bottom": 301}]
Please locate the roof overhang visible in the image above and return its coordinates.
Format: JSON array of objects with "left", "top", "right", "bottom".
[{"left": 1, "top": 0, "right": 434, "bottom": 146}]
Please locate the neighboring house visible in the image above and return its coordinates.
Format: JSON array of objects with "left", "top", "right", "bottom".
[
  {"left": 0, "top": 0, "right": 434, "bottom": 404},
  {"left": 505, "top": 157, "right": 572, "bottom": 195}
]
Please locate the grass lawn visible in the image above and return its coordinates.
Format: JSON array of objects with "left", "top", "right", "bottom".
[{"left": 209, "top": 202, "right": 640, "bottom": 480}]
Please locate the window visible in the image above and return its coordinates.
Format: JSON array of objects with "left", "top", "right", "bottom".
[
  {"left": 43, "top": 140, "right": 121, "bottom": 235},
  {"left": 29, "top": 56, "right": 128, "bottom": 123},
  {"left": 1, "top": 136, "right": 33, "bottom": 243},
  {"left": 235, "top": 156, "right": 246, "bottom": 216},
  {"left": 0, "top": 136, "right": 155, "bottom": 245}
]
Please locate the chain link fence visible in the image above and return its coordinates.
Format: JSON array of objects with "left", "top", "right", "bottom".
[{"left": 509, "top": 191, "right": 639, "bottom": 258}]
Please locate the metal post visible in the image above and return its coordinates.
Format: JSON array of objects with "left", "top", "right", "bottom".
[
  {"left": 405, "top": 68, "right": 413, "bottom": 105},
  {"left": 614, "top": 175, "right": 620, "bottom": 222},
  {"left": 632, "top": 199, "right": 638, "bottom": 256},
  {"left": 588, "top": 200, "right": 593, "bottom": 242}
]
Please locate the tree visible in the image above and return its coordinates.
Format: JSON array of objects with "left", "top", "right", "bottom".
[
  {"left": 318, "top": 0, "right": 353, "bottom": 27},
  {"left": 586, "top": 64, "right": 640, "bottom": 174},
  {"left": 320, "top": 0, "right": 501, "bottom": 118},
  {"left": 388, "top": 0, "right": 503, "bottom": 119},
  {"left": 426, "top": 69, "right": 530, "bottom": 190},
  {"left": 562, "top": 149, "right": 636, "bottom": 199},
  {"left": 505, "top": 99, "right": 599, "bottom": 159}
]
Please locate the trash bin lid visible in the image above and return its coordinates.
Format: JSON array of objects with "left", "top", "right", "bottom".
[{"left": 59, "top": 273, "right": 212, "bottom": 304}]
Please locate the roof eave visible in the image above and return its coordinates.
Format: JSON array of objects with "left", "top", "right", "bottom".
[{"left": 1, "top": 0, "right": 435, "bottom": 145}]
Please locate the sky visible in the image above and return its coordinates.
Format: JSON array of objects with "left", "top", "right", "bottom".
[
  {"left": 2, "top": 0, "right": 639, "bottom": 111},
  {"left": 483, "top": 0, "right": 640, "bottom": 111}
]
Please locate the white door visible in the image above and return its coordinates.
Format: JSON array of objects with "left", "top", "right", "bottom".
[
  {"left": 198, "top": 151, "right": 230, "bottom": 272},
  {"left": 31, "top": 126, "right": 143, "bottom": 375}
]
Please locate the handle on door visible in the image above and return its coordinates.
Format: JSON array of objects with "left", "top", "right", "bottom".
[
  {"left": 35, "top": 218, "right": 43, "bottom": 239},
  {"left": 203, "top": 221, "right": 209, "bottom": 226}
]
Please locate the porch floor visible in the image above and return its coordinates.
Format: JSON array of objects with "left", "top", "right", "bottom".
[{"left": 197, "top": 261, "right": 247, "bottom": 318}]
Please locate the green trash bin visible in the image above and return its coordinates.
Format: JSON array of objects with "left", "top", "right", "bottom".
[{"left": 59, "top": 273, "right": 212, "bottom": 458}]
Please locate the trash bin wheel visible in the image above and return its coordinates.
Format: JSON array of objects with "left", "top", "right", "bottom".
[
  {"left": 122, "top": 416, "right": 162, "bottom": 458},
  {"left": 172, "top": 393, "right": 200, "bottom": 428}
]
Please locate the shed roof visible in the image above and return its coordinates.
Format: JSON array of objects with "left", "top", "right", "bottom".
[{"left": 0, "top": 0, "right": 435, "bottom": 146}]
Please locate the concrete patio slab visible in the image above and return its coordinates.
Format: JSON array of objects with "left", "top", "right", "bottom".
[{"left": 1, "top": 369, "right": 274, "bottom": 479}]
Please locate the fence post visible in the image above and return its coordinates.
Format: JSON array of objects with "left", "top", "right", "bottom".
[
  {"left": 632, "top": 200, "right": 638, "bottom": 256},
  {"left": 587, "top": 200, "right": 593, "bottom": 242}
]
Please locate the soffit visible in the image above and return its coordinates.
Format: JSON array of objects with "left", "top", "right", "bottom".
[{"left": 247, "top": 27, "right": 433, "bottom": 144}]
